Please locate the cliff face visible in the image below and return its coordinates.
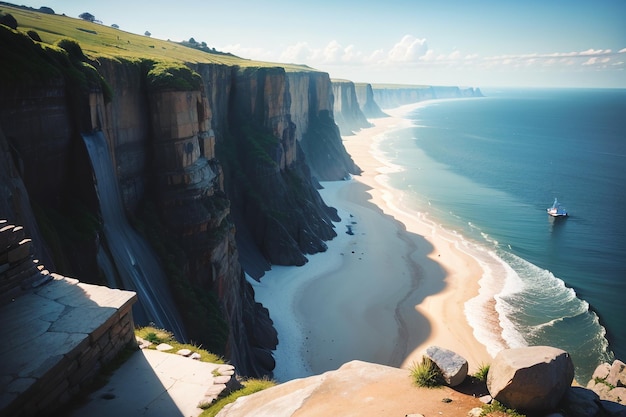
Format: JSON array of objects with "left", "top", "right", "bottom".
[
  {"left": 354, "top": 83, "right": 388, "bottom": 118},
  {"left": 372, "top": 85, "right": 483, "bottom": 109},
  {"left": 0, "top": 25, "right": 362, "bottom": 377},
  {"left": 289, "top": 73, "right": 362, "bottom": 181},
  {"left": 222, "top": 67, "right": 340, "bottom": 276},
  {"left": 331, "top": 79, "right": 372, "bottom": 135}
]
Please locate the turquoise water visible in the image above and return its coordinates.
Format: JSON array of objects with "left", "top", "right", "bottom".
[{"left": 376, "top": 89, "right": 625, "bottom": 381}]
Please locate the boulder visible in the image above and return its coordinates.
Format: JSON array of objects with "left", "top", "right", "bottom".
[
  {"left": 607, "top": 360, "right": 626, "bottom": 388},
  {"left": 486, "top": 346, "right": 574, "bottom": 413},
  {"left": 560, "top": 386, "right": 602, "bottom": 417},
  {"left": 424, "top": 345, "right": 468, "bottom": 387},
  {"left": 588, "top": 360, "right": 626, "bottom": 407}
]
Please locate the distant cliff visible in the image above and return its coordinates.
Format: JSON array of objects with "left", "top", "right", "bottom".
[
  {"left": 372, "top": 84, "right": 483, "bottom": 109},
  {"left": 330, "top": 79, "right": 372, "bottom": 135},
  {"left": 354, "top": 83, "right": 388, "bottom": 118},
  {"left": 0, "top": 23, "right": 359, "bottom": 377}
]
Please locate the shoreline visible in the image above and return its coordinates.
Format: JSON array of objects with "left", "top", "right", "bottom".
[{"left": 250, "top": 103, "right": 493, "bottom": 382}]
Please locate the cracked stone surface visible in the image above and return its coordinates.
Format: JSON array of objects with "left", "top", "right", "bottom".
[{"left": 0, "top": 276, "right": 136, "bottom": 412}]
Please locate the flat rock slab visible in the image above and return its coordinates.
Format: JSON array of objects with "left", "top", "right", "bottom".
[
  {"left": 216, "top": 360, "right": 484, "bottom": 417},
  {"left": 0, "top": 276, "right": 136, "bottom": 413},
  {"left": 69, "top": 349, "right": 230, "bottom": 417}
]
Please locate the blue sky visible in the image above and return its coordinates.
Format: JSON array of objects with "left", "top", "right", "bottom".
[{"left": 12, "top": 0, "right": 626, "bottom": 88}]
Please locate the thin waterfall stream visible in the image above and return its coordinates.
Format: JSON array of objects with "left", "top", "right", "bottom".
[{"left": 83, "top": 131, "right": 187, "bottom": 341}]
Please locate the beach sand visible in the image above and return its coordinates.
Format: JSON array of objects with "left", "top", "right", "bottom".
[{"left": 250, "top": 103, "right": 493, "bottom": 382}]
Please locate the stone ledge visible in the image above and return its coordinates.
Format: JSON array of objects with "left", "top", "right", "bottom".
[{"left": 0, "top": 275, "right": 137, "bottom": 416}]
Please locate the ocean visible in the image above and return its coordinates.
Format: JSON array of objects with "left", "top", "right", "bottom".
[{"left": 374, "top": 88, "right": 626, "bottom": 381}]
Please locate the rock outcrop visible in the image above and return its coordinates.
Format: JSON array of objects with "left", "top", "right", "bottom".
[
  {"left": 331, "top": 79, "right": 372, "bottom": 135},
  {"left": 355, "top": 82, "right": 388, "bottom": 118},
  {"left": 289, "top": 72, "right": 362, "bottom": 181},
  {"left": 487, "top": 346, "right": 575, "bottom": 413},
  {"left": 215, "top": 360, "right": 484, "bottom": 417},
  {"left": 0, "top": 24, "right": 360, "bottom": 377},
  {"left": 587, "top": 359, "right": 626, "bottom": 406}
]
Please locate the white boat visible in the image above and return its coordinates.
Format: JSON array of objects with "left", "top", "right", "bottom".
[{"left": 547, "top": 198, "right": 568, "bottom": 217}]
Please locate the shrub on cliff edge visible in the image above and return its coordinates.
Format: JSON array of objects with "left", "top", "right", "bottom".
[{"left": 146, "top": 61, "right": 202, "bottom": 91}]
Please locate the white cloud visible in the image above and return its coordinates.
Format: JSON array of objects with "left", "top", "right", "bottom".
[
  {"left": 388, "top": 35, "right": 429, "bottom": 62},
  {"left": 224, "top": 35, "right": 624, "bottom": 84},
  {"left": 279, "top": 42, "right": 314, "bottom": 63}
]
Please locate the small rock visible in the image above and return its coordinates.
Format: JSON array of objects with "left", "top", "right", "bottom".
[
  {"left": 156, "top": 343, "right": 173, "bottom": 351},
  {"left": 213, "top": 375, "right": 232, "bottom": 385},
  {"left": 190, "top": 352, "right": 202, "bottom": 360},
  {"left": 176, "top": 348, "right": 192, "bottom": 357},
  {"left": 424, "top": 345, "right": 468, "bottom": 387},
  {"left": 479, "top": 394, "right": 492, "bottom": 404},
  {"left": 442, "top": 397, "right": 452, "bottom": 403},
  {"left": 135, "top": 337, "right": 152, "bottom": 349},
  {"left": 467, "top": 408, "right": 482, "bottom": 417},
  {"left": 405, "top": 414, "right": 425, "bottom": 417}
]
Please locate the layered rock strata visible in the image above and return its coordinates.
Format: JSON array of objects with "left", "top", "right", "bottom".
[{"left": 0, "top": 25, "right": 360, "bottom": 377}]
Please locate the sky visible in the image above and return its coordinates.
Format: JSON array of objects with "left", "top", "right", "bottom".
[{"left": 11, "top": 0, "right": 626, "bottom": 88}]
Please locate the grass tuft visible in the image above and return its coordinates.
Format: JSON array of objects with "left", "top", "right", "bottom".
[
  {"left": 480, "top": 400, "right": 526, "bottom": 417},
  {"left": 135, "top": 325, "right": 225, "bottom": 364},
  {"left": 410, "top": 357, "right": 444, "bottom": 388},
  {"left": 198, "top": 378, "right": 276, "bottom": 417},
  {"left": 474, "top": 362, "right": 491, "bottom": 382}
]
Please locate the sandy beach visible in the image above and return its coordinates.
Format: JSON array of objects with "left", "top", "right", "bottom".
[{"left": 250, "top": 103, "right": 494, "bottom": 382}]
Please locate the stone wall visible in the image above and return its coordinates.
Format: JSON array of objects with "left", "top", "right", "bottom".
[{"left": 0, "top": 220, "right": 138, "bottom": 416}]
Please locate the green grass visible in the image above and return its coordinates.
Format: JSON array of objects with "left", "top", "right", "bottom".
[
  {"left": 480, "top": 400, "right": 526, "bottom": 417},
  {"left": 409, "top": 358, "right": 444, "bottom": 388},
  {"left": 135, "top": 326, "right": 225, "bottom": 364},
  {"left": 135, "top": 326, "right": 276, "bottom": 416},
  {"left": 0, "top": 3, "right": 316, "bottom": 72},
  {"left": 473, "top": 363, "right": 491, "bottom": 382},
  {"left": 198, "top": 378, "right": 276, "bottom": 417}
]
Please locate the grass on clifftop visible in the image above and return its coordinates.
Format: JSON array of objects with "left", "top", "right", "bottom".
[
  {"left": 135, "top": 326, "right": 276, "bottom": 417},
  {"left": 199, "top": 378, "right": 276, "bottom": 417},
  {"left": 135, "top": 326, "right": 225, "bottom": 364},
  {"left": 1, "top": 3, "right": 314, "bottom": 72}
]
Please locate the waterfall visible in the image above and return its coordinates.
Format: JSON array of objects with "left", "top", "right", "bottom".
[{"left": 83, "top": 131, "right": 187, "bottom": 341}]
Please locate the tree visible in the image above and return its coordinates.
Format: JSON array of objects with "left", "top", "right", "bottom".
[
  {"left": 79, "top": 12, "right": 95, "bottom": 22},
  {"left": 39, "top": 6, "right": 55, "bottom": 14},
  {"left": 144, "top": 31, "right": 151, "bottom": 37},
  {"left": 111, "top": 23, "right": 119, "bottom": 29},
  {"left": 0, "top": 13, "right": 18, "bottom": 29}
]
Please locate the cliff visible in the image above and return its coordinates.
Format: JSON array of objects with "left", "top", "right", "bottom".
[
  {"left": 372, "top": 84, "right": 483, "bottom": 108},
  {"left": 290, "top": 72, "right": 361, "bottom": 181},
  {"left": 330, "top": 79, "right": 372, "bottom": 135},
  {"left": 0, "top": 17, "right": 359, "bottom": 378},
  {"left": 354, "top": 82, "right": 388, "bottom": 118}
]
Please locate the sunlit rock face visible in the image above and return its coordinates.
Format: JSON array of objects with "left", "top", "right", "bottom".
[{"left": 0, "top": 27, "right": 361, "bottom": 377}]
